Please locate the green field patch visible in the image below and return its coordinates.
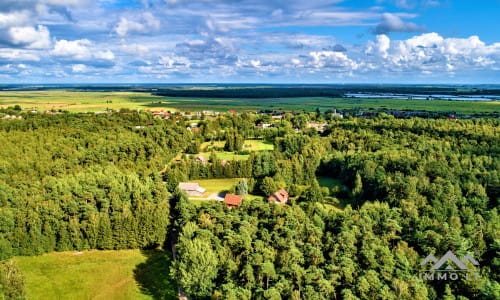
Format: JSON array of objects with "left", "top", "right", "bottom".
[
  {"left": 151, "top": 96, "right": 500, "bottom": 114},
  {"left": 0, "top": 91, "right": 175, "bottom": 112},
  {"left": 242, "top": 139, "right": 274, "bottom": 151},
  {"left": 201, "top": 141, "right": 225, "bottom": 151},
  {"left": 318, "top": 176, "right": 342, "bottom": 189},
  {"left": 201, "top": 139, "right": 272, "bottom": 153},
  {"left": 14, "top": 249, "right": 177, "bottom": 300},
  {"left": 318, "top": 176, "right": 352, "bottom": 210},
  {"left": 195, "top": 178, "right": 242, "bottom": 194},
  {"left": 1, "top": 90, "right": 498, "bottom": 114}
]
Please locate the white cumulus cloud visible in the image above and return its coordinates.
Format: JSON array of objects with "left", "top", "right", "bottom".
[
  {"left": 8, "top": 25, "right": 51, "bottom": 49},
  {"left": 52, "top": 39, "right": 92, "bottom": 60},
  {"left": 373, "top": 13, "right": 425, "bottom": 34},
  {"left": 309, "top": 51, "right": 358, "bottom": 71},
  {"left": 0, "top": 10, "right": 31, "bottom": 28},
  {"left": 114, "top": 12, "right": 160, "bottom": 37},
  {"left": 52, "top": 39, "right": 115, "bottom": 67},
  {"left": 71, "top": 64, "right": 87, "bottom": 73}
]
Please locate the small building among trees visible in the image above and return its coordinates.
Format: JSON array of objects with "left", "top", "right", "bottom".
[
  {"left": 194, "top": 154, "right": 208, "bottom": 164},
  {"left": 224, "top": 194, "right": 243, "bottom": 208},
  {"left": 179, "top": 182, "right": 206, "bottom": 196},
  {"left": 268, "top": 188, "right": 289, "bottom": 204}
]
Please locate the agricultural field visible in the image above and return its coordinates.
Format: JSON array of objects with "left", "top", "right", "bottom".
[
  {"left": 14, "top": 250, "right": 177, "bottom": 300},
  {"left": 0, "top": 91, "right": 171, "bottom": 112},
  {"left": 151, "top": 96, "right": 500, "bottom": 114},
  {"left": 1, "top": 90, "right": 499, "bottom": 114}
]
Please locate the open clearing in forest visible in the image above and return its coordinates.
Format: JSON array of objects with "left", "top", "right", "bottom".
[
  {"left": 189, "top": 178, "right": 241, "bottom": 198},
  {"left": 1, "top": 90, "right": 498, "bottom": 114},
  {"left": 201, "top": 139, "right": 274, "bottom": 152},
  {"left": 14, "top": 249, "right": 177, "bottom": 300},
  {"left": 197, "top": 139, "right": 274, "bottom": 161}
]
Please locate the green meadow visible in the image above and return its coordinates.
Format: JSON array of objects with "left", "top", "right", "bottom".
[
  {"left": 0, "top": 91, "right": 171, "bottom": 112},
  {"left": 0, "top": 90, "right": 498, "bottom": 114},
  {"left": 198, "top": 139, "right": 274, "bottom": 162},
  {"left": 157, "top": 96, "right": 500, "bottom": 114},
  {"left": 14, "top": 250, "right": 177, "bottom": 300}
]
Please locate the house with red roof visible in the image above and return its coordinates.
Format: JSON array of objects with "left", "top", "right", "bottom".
[{"left": 224, "top": 194, "right": 243, "bottom": 208}]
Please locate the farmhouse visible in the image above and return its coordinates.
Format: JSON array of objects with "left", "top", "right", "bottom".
[
  {"left": 268, "top": 188, "right": 289, "bottom": 204},
  {"left": 224, "top": 194, "right": 243, "bottom": 208},
  {"left": 179, "top": 182, "right": 206, "bottom": 196}
]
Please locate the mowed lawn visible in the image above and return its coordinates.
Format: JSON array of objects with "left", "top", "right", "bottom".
[
  {"left": 242, "top": 139, "right": 274, "bottom": 151},
  {"left": 192, "top": 178, "right": 242, "bottom": 195},
  {"left": 14, "top": 249, "right": 177, "bottom": 300}
]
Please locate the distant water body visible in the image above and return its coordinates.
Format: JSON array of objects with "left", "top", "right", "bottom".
[{"left": 345, "top": 93, "right": 500, "bottom": 101}]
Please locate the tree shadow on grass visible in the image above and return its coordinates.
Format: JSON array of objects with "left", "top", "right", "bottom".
[{"left": 134, "top": 249, "right": 178, "bottom": 300}]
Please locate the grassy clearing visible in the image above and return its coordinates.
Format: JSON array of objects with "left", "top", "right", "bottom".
[
  {"left": 243, "top": 139, "right": 274, "bottom": 151},
  {"left": 318, "top": 176, "right": 342, "bottom": 189},
  {"left": 195, "top": 178, "right": 242, "bottom": 194},
  {"left": 14, "top": 249, "right": 177, "bottom": 300},
  {"left": 1, "top": 90, "right": 498, "bottom": 114},
  {"left": 201, "top": 140, "right": 273, "bottom": 152},
  {"left": 318, "top": 176, "right": 352, "bottom": 210},
  {"left": 198, "top": 139, "right": 272, "bottom": 161}
]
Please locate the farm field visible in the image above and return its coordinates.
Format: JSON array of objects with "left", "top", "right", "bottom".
[
  {"left": 152, "top": 96, "right": 500, "bottom": 114},
  {"left": 1, "top": 90, "right": 499, "bottom": 114},
  {"left": 14, "top": 250, "right": 177, "bottom": 300},
  {"left": 0, "top": 91, "right": 171, "bottom": 112}
]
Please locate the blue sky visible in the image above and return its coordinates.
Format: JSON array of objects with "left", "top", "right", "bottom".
[{"left": 0, "top": 0, "right": 498, "bottom": 83}]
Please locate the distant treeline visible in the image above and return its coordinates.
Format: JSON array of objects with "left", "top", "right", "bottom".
[
  {"left": 152, "top": 88, "right": 343, "bottom": 98},
  {"left": 152, "top": 87, "right": 500, "bottom": 98},
  {"left": 2, "top": 84, "right": 499, "bottom": 97}
]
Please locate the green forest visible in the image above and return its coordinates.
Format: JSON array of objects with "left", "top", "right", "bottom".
[{"left": 0, "top": 107, "right": 498, "bottom": 299}]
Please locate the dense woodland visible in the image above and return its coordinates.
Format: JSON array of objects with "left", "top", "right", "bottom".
[{"left": 0, "top": 108, "right": 498, "bottom": 299}]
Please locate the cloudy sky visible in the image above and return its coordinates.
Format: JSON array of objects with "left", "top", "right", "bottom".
[{"left": 0, "top": 0, "right": 499, "bottom": 83}]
